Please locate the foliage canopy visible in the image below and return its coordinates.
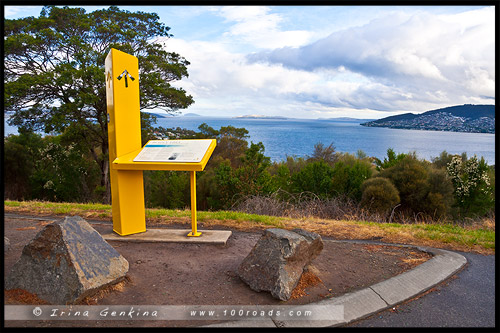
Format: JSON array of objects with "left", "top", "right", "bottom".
[{"left": 4, "top": 6, "right": 194, "bottom": 202}]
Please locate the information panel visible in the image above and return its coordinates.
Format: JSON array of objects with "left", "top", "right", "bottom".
[{"left": 133, "top": 140, "right": 213, "bottom": 163}]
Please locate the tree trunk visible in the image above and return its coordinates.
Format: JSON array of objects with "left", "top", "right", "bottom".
[
  {"left": 103, "top": 158, "right": 110, "bottom": 204},
  {"left": 101, "top": 142, "right": 111, "bottom": 205}
]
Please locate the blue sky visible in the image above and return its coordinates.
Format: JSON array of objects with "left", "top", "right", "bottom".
[{"left": 4, "top": 5, "right": 495, "bottom": 119}]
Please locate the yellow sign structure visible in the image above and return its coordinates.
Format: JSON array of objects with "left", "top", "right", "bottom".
[{"left": 105, "top": 48, "right": 215, "bottom": 237}]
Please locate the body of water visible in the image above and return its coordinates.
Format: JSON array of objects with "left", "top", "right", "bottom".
[
  {"left": 155, "top": 116, "right": 496, "bottom": 165},
  {"left": 4, "top": 115, "right": 496, "bottom": 165}
]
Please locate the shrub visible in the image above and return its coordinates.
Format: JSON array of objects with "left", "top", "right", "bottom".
[
  {"left": 195, "top": 167, "right": 220, "bottom": 211},
  {"left": 379, "top": 156, "right": 430, "bottom": 214},
  {"left": 290, "top": 160, "right": 335, "bottom": 198},
  {"left": 213, "top": 160, "right": 239, "bottom": 209},
  {"left": 431, "top": 150, "right": 455, "bottom": 169},
  {"left": 424, "top": 168, "right": 455, "bottom": 220},
  {"left": 268, "top": 164, "right": 292, "bottom": 193},
  {"left": 144, "top": 170, "right": 190, "bottom": 209},
  {"left": 4, "top": 137, "right": 34, "bottom": 200},
  {"left": 307, "top": 142, "right": 338, "bottom": 165},
  {"left": 282, "top": 155, "right": 308, "bottom": 176},
  {"left": 5, "top": 132, "right": 101, "bottom": 203},
  {"left": 331, "top": 155, "right": 373, "bottom": 201},
  {"left": 235, "top": 142, "right": 274, "bottom": 194},
  {"left": 446, "top": 155, "right": 494, "bottom": 217},
  {"left": 374, "top": 148, "right": 408, "bottom": 171},
  {"left": 360, "top": 177, "right": 400, "bottom": 215},
  {"left": 29, "top": 139, "right": 97, "bottom": 202},
  {"left": 209, "top": 142, "right": 274, "bottom": 210},
  {"left": 377, "top": 155, "right": 456, "bottom": 220}
]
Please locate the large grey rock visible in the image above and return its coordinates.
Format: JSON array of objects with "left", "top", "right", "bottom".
[
  {"left": 5, "top": 216, "right": 129, "bottom": 304},
  {"left": 237, "top": 228, "right": 323, "bottom": 301}
]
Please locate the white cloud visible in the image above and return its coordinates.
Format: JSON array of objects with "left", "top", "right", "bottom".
[
  {"left": 247, "top": 7, "right": 495, "bottom": 113},
  {"left": 10, "top": 5, "right": 491, "bottom": 119},
  {"left": 167, "top": 37, "right": 325, "bottom": 117},
  {"left": 163, "top": 6, "right": 494, "bottom": 119},
  {"left": 216, "top": 6, "right": 312, "bottom": 49}
]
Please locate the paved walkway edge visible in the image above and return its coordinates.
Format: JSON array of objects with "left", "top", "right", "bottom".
[{"left": 204, "top": 241, "right": 467, "bottom": 328}]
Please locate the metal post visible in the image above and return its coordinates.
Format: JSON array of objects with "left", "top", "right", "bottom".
[
  {"left": 105, "top": 48, "right": 146, "bottom": 236},
  {"left": 105, "top": 48, "right": 215, "bottom": 238},
  {"left": 187, "top": 171, "right": 202, "bottom": 237}
]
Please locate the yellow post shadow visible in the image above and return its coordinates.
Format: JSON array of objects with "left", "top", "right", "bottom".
[{"left": 105, "top": 48, "right": 215, "bottom": 237}]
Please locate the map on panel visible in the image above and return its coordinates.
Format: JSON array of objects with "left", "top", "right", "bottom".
[{"left": 133, "top": 140, "right": 212, "bottom": 163}]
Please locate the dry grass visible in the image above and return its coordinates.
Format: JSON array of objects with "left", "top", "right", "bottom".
[
  {"left": 290, "top": 272, "right": 323, "bottom": 300},
  {"left": 79, "top": 276, "right": 131, "bottom": 305},
  {"left": 4, "top": 289, "right": 50, "bottom": 305},
  {"left": 4, "top": 200, "right": 495, "bottom": 255},
  {"left": 280, "top": 217, "right": 494, "bottom": 255},
  {"left": 5, "top": 277, "right": 131, "bottom": 305},
  {"left": 400, "top": 256, "right": 429, "bottom": 266},
  {"left": 15, "top": 226, "right": 37, "bottom": 231}
]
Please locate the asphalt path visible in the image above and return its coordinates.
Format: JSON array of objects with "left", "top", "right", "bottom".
[{"left": 348, "top": 251, "right": 495, "bottom": 327}]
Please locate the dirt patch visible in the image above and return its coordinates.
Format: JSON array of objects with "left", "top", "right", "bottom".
[{"left": 4, "top": 215, "right": 432, "bottom": 327}]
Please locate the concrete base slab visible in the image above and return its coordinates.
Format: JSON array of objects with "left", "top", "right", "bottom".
[{"left": 101, "top": 229, "right": 232, "bottom": 245}]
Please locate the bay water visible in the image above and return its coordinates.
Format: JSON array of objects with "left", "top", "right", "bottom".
[
  {"left": 4, "top": 115, "right": 495, "bottom": 165},
  {"left": 154, "top": 116, "right": 495, "bottom": 165}
]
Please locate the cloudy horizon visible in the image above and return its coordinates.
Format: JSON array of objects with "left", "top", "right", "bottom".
[{"left": 4, "top": 5, "right": 495, "bottom": 119}]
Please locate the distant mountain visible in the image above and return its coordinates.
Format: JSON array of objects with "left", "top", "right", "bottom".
[
  {"left": 143, "top": 112, "right": 169, "bottom": 118},
  {"left": 144, "top": 112, "right": 196, "bottom": 118},
  {"left": 360, "top": 104, "right": 495, "bottom": 133},
  {"left": 233, "top": 114, "right": 288, "bottom": 120}
]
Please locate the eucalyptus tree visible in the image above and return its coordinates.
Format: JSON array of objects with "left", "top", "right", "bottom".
[{"left": 4, "top": 6, "right": 194, "bottom": 202}]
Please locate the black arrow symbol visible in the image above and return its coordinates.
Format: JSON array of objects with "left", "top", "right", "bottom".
[{"left": 117, "top": 70, "right": 135, "bottom": 88}]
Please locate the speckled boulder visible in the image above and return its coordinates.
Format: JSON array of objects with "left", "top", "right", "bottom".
[
  {"left": 5, "top": 216, "right": 128, "bottom": 304},
  {"left": 238, "top": 228, "right": 323, "bottom": 301}
]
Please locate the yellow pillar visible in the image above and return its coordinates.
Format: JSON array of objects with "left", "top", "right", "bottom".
[
  {"left": 187, "top": 171, "right": 202, "bottom": 237},
  {"left": 105, "top": 48, "right": 146, "bottom": 236}
]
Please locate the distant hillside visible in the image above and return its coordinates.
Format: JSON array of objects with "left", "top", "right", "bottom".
[
  {"left": 361, "top": 104, "right": 495, "bottom": 133},
  {"left": 233, "top": 115, "right": 288, "bottom": 120}
]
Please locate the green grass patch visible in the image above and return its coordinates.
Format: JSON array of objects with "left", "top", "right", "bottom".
[
  {"left": 4, "top": 200, "right": 283, "bottom": 227},
  {"left": 145, "top": 208, "right": 189, "bottom": 219},
  {"left": 5, "top": 201, "right": 22, "bottom": 207},
  {"left": 406, "top": 223, "right": 494, "bottom": 250},
  {"left": 144, "top": 208, "right": 284, "bottom": 227},
  {"left": 199, "top": 210, "right": 285, "bottom": 227},
  {"left": 351, "top": 219, "right": 494, "bottom": 251}
]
